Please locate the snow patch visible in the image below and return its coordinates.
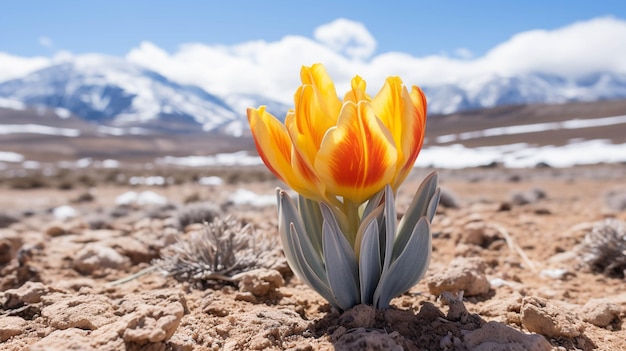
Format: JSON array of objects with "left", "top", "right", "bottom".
[
  {"left": 198, "top": 176, "right": 224, "bottom": 186},
  {"left": 436, "top": 115, "right": 626, "bottom": 143},
  {"left": 115, "top": 190, "right": 169, "bottom": 207},
  {"left": 156, "top": 151, "right": 263, "bottom": 167},
  {"left": 129, "top": 176, "right": 169, "bottom": 186},
  {"left": 229, "top": 189, "right": 276, "bottom": 207},
  {"left": 0, "top": 98, "right": 25, "bottom": 110},
  {"left": 54, "top": 107, "right": 72, "bottom": 118},
  {"left": 0, "top": 151, "right": 24, "bottom": 163},
  {"left": 101, "top": 159, "right": 120, "bottom": 168},
  {"left": 53, "top": 205, "right": 78, "bottom": 220},
  {"left": 0, "top": 124, "right": 80, "bottom": 137},
  {"left": 415, "top": 140, "right": 626, "bottom": 168}
]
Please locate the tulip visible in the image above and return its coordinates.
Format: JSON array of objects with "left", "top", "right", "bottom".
[
  {"left": 247, "top": 64, "right": 438, "bottom": 311},
  {"left": 247, "top": 63, "right": 427, "bottom": 205}
]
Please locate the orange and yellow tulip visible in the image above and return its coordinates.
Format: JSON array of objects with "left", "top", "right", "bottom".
[{"left": 247, "top": 63, "right": 427, "bottom": 205}]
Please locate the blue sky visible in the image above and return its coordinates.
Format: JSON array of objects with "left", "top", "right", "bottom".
[
  {"left": 1, "top": 1, "right": 626, "bottom": 105},
  {"left": 1, "top": 0, "right": 625, "bottom": 58}
]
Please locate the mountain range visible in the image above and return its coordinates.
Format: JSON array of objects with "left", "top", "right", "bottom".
[{"left": 1, "top": 54, "right": 626, "bottom": 136}]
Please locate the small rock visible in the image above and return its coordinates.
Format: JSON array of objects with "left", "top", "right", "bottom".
[
  {"left": 427, "top": 257, "right": 490, "bottom": 296},
  {"left": 107, "top": 236, "right": 159, "bottom": 264},
  {"left": 116, "top": 289, "right": 185, "bottom": 344},
  {"left": 203, "top": 300, "right": 229, "bottom": 317},
  {"left": 0, "top": 213, "right": 19, "bottom": 229},
  {"left": 581, "top": 298, "right": 621, "bottom": 327},
  {"left": 41, "top": 294, "right": 116, "bottom": 330},
  {"left": 3, "top": 281, "right": 50, "bottom": 309},
  {"left": 510, "top": 188, "right": 546, "bottom": 206},
  {"left": 0, "top": 316, "right": 27, "bottom": 342},
  {"left": 52, "top": 278, "right": 97, "bottom": 291},
  {"left": 521, "top": 296, "right": 585, "bottom": 338},
  {"left": 605, "top": 189, "right": 626, "bottom": 211},
  {"left": 45, "top": 221, "right": 68, "bottom": 237},
  {"left": 26, "top": 328, "right": 91, "bottom": 351},
  {"left": 45, "top": 219, "right": 88, "bottom": 237},
  {"left": 458, "top": 222, "right": 501, "bottom": 248},
  {"left": 72, "top": 244, "right": 130, "bottom": 274},
  {"left": 0, "top": 229, "right": 22, "bottom": 252},
  {"left": 234, "top": 268, "right": 284, "bottom": 297},
  {"left": 464, "top": 321, "right": 551, "bottom": 351},
  {"left": 438, "top": 187, "right": 461, "bottom": 208},
  {"left": 498, "top": 202, "right": 512, "bottom": 211},
  {"left": 0, "top": 239, "right": 13, "bottom": 265},
  {"left": 534, "top": 207, "right": 552, "bottom": 215}
]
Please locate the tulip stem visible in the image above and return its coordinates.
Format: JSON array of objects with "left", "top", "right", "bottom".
[{"left": 342, "top": 200, "right": 361, "bottom": 247}]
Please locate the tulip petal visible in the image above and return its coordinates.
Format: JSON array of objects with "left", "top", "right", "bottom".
[
  {"left": 248, "top": 107, "right": 319, "bottom": 199},
  {"left": 396, "top": 86, "right": 427, "bottom": 185},
  {"left": 371, "top": 78, "right": 427, "bottom": 188},
  {"left": 300, "top": 64, "right": 342, "bottom": 120},
  {"left": 343, "top": 75, "right": 371, "bottom": 103},
  {"left": 315, "top": 101, "right": 398, "bottom": 204},
  {"left": 291, "top": 85, "right": 334, "bottom": 158},
  {"left": 247, "top": 107, "right": 292, "bottom": 180}
]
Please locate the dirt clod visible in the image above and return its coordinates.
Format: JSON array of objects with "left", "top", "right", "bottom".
[{"left": 427, "top": 257, "right": 490, "bottom": 296}]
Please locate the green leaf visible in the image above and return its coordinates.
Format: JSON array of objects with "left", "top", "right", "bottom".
[
  {"left": 354, "top": 205, "right": 383, "bottom": 259},
  {"left": 276, "top": 189, "right": 307, "bottom": 283},
  {"left": 362, "top": 186, "right": 385, "bottom": 219},
  {"left": 381, "top": 185, "right": 397, "bottom": 273},
  {"left": 289, "top": 224, "right": 338, "bottom": 307},
  {"left": 277, "top": 189, "right": 328, "bottom": 288},
  {"left": 394, "top": 172, "right": 438, "bottom": 260},
  {"left": 298, "top": 195, "right": 324, "bottom": 257},
  {"left": 320, "top": 203, "right": 360, "bottom": 311},
  {"left": 359, "top": 218, "right": 381, "bottom": 304},
  {"left": 374, "top": 217, "right": 432, "bottom": 309},
  {"left": 426, "top": 188, "right": 441, "bottom": 222}
]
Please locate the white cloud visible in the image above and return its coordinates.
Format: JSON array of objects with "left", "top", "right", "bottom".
[
  {"left": 479, "top": 16, "right": 626, "bottom": 77},
  {"left": 39, "top": 36, "right": 54, "bottom": 48},
  {"left": 313, "top": 18, "right": 377, "bottom": 60},
  {"left": 124, "top": 16, "right": 626, "bottom": 105},
  {"left": 3, "top": 17, "right": 626, "bottom": 109},
  {"left": 126, "top": 38, "right": 358, "bottom": 104},
  {"left": 0, "top": 52, "right": 50, "bottom": 82}
]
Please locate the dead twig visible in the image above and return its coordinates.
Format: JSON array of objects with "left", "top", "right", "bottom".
[{"left": 488, "top": 223, "right": 538, "bottom": 272}]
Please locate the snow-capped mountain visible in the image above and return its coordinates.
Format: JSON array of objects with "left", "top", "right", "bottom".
[
  {"left": 0, "top": 55, "right": 246, "bottom": 134},
  {"left": 424, "top": 72, "right": 626, "bottom": 114},
  {"left": 1, "top": 54, "right": 626, "bottom": 136}
]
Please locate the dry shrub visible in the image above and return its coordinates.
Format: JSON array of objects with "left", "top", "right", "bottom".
[
  {"left": 154, "top": 215, "right": 279, "bottom": 288},
  {"left": 579, "top": 218, "right": 626, "bottom": 278}
]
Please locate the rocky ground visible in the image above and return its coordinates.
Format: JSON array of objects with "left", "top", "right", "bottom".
[{"left": 1, "top": 165, "right": 625, "bottom": 350}]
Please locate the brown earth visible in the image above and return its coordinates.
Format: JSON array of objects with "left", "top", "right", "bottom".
[
  {"left": 2, "top": 98, "right": 625, "bottom": 163},
  {"left": 0, "top": 165, "right": 625, "bottom": 350}
]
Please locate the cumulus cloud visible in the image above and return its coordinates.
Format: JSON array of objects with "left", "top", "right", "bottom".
[
  {"left": 3, "top": 17, "right": 626, "bottom": 106},
  {"left": 125, "top": 16, "right": 626, "bottom": 104},
  {"left": 313, "top": 18, "right": 377, "bottom": 60},
  {"left": 479, "top": 16, "right": 626, "bottom": 77}
]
